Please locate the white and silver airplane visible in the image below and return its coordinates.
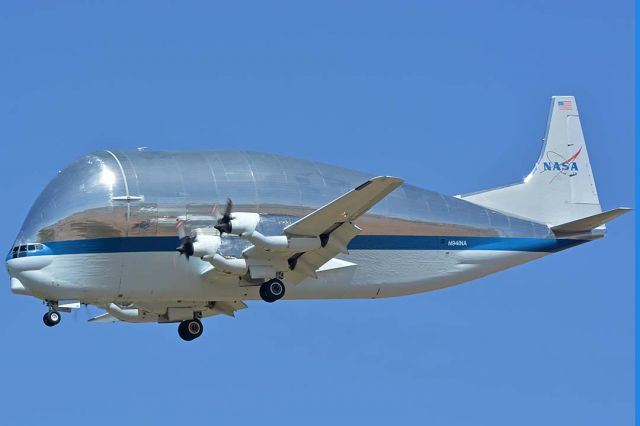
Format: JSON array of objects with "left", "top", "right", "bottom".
[{"left": 6, "top": 96, "right": 630, "bottom": 340}]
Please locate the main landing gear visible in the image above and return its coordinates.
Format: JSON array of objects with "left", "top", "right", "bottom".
[
  {"left": 178, "top": 319, "right": 203, "bottom": 341},
  {"left": 259, "top": 278, "right": 285, "bottom": 303},
  {"left": 43, "top": 310, "right": 61, "bottom": 327}
]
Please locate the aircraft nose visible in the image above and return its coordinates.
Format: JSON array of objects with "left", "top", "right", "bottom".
[
  {"left": 5, "top": 250, "right": 14, "bottom": 275},
  {"left": 5, "top": 246, "right": 53, "bottom": 297},
  {"left": 5, "top": 255, "right": 31, "bottom": 295},
  {"left": 9, "top": 276, "right": 30, "bottom": 295}
]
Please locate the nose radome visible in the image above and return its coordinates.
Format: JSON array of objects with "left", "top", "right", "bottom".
[
  {"left": 6, "top": 255, "right": 53, "bottom": 273},
  {"left": 6, "top": 255, "right": 52, "bottom": 296}
]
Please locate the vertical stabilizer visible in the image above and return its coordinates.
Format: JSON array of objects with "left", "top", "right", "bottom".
[{"left": 460, "top": 96, "right": 602, "bottom": 226}]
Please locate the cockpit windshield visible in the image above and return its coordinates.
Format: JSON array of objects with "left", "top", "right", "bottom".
[{"left": 8, "top": 243, "right": 45, "bottom": 259}]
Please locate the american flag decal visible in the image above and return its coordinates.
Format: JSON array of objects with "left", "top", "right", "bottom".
[{"left": 558, "top": 100, "right": 573, "bottom": 110}]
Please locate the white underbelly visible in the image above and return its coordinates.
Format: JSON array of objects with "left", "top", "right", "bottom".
[{"left": 9, "top": 248, "right": 546, "bottom": 303}]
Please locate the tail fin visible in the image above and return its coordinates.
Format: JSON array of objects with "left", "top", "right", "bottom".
[{"left": 460, "top": 96, "right": 603, "bottom": 227}]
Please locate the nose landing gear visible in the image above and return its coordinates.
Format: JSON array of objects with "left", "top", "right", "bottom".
[
  {"left": 43, "top": 310, "right": 61, "bottom": 327},
  {"left": 178, "top": 319, "right": 203, "bottom": 341},
  {"left": 259, "top": 278, "right": 286, "bottom": 303}
]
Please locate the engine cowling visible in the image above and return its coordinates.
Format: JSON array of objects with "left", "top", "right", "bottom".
[
  {"left": 226, "top": 212, "right": 260, "bottom": 236},
  {"left": 241, "top": 230, "right": 322, "bottom": 251},
  {"left": 202, "top": 253, "right": 249, "bottom": 275},
  {"left": 102, "top": 303, "right": 159, "bottom": 323},
  {"left": 192, "top": 233, "right": 221, "bottom": 258}
]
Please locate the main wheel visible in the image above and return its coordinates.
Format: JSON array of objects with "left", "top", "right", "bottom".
[
  {"left": 259, "top": 278, "right": 285, "bottom": 303},
  {"left": 43, "top": 311, "right": 61, "bottom": 327},
  {"left": 178, "top": 319, "right": 203, "bottom": 341}
]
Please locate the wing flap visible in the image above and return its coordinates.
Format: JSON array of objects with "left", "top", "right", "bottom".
[
  {"left": 88, "top": 313, "right": 120, "bottom": 323},
  {"left": 283, "top": 222, "right": 361, "bottom": 284},
  {"left": 212, "top": 300, "right": 248, "bottom": 317}
]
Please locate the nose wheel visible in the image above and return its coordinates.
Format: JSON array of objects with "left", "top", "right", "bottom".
[
  {"left": 43, "top": 310, "right": 61, "bottom": 327},
  {"left": 178, "top": 319, "right": 203, "bottom": 341},
  {"left": 259, "top": 278, "right": 285, "bottom": 303}
]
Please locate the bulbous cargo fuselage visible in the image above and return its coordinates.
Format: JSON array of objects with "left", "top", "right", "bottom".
[
  {"left": 6, "top": 150, "right": 563, "bottom": 304},
  {"left": 6, "top": 97, "right": 624, "bottom": 340}
]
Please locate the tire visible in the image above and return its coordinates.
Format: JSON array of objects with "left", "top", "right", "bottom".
[
  {"left": 43, "top": 311, "right": 61, "bottom": 327},
  {"left": 178, "top": 319, "right": 203, "bottom": 341},
  {"left": 259, "top": 279, "right": 285, "bottom": 303},
  {"left": 259, "top": 284, "right": 271, "bottom": 303}
]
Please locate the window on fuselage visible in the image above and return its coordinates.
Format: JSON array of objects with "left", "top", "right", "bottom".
[{"left": 11, "top": 243, "right": 44, "bottom": 258}]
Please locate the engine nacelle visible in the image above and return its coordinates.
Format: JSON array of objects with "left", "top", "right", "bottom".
[
  {"left": 202, "top": 253, "right": 248, "bottom": 275},
  {"left": 192, "top": 233, "right": 221, "bottom": 258},
  {"left": 241, "top": 230, "right": 322, "bottom": 251},
  {"left": 228, "top": 212, "right": 260, "bottom": 236},
  {"left": 102, "top": 303, "right": 159, "bottom": 323}
]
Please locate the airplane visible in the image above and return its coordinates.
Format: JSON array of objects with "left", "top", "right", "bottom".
[{"left": 5, "top": 96, "right": 630, "bottom": 341}]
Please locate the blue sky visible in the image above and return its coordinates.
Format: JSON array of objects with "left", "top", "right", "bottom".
[{"left": 0, "top": 1, "right": 634, "bottom": 424}]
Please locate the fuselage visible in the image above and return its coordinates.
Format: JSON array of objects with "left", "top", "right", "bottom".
[{"left": 6, "top": 150, "right": 587, "bottom": 305}]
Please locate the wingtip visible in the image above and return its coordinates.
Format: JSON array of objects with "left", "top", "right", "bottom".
[
  {"left": 371, "top": 175, "right": 404, "bottom": 185},
  {"left": 611, "top": 207, "right": 632, "bottom": 216}
]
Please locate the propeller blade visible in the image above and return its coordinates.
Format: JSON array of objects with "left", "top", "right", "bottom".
[
  {"left": 222, "top": 198, "right": 233, "bottom": 221},
  {"left": 214, "top": 198, "right": 234, "bottom": 234},
  {"left": 211, "top": 204, "right": 220, "bottom": 220},
  {"left": 176, "top": 219, "right": 188, "bottom": 240},
  {"left": 175, "top": 219, "right": 194, "bottom": 259}
]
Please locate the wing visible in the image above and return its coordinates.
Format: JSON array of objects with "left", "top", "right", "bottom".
[
  {"left": 246, "top": 176, "right": 403, "bottom": 284},
  {"left": 284, "top": 176, "right": 404, "bottom": 237}
]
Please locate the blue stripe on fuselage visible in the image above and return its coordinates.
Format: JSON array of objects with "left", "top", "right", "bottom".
[{"left": 5, "top": 235, "right": 588, "bottom": 261}]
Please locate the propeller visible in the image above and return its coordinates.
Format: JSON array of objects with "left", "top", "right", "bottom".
[
  {"left": 214, "top": 198, "right": 234, "bottom": 235},
  {"left": 176, "top": 219, "right": 195, "bottom": 260}
]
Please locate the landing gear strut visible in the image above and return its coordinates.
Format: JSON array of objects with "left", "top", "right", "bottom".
[
  {"left": 259, "top": 278, "right": 285, "bottom": 303},
  {"left": 43, "top": 310, "right": 61, "bottom": 327},
  {"left": 178, "top": 319, "right": 203, "bottom": 341}
]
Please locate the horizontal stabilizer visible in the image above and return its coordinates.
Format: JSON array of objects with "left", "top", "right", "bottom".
[{"left": 551, "top": 207, "right": 631, "bottom": 234}]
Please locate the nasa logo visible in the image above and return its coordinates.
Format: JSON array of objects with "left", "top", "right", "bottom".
[
  {"left": 543, "top": 161, "right": 579, "bottom": 172},
  {"left": 541, "top": 146, "right": 582, "bottom": 176}
]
